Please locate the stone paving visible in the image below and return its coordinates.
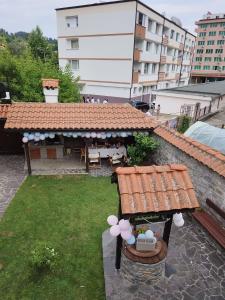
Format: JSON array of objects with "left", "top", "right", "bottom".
[
  {"left": 102, "top": 214, "right": 225, "bottom": 300},
  {"left": 0, "top": 155, "right": 26, "bottom": 218}
]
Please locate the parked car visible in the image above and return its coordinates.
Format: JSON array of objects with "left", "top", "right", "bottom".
[{"left": 129, "top": 100, "right": 149, "bottom": 112}]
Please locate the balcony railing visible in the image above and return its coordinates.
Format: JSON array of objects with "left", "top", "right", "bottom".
[
  {"left": 132, "top": 71, "right": 139, "bottom": 83},
  {"left": 162, "top": 35, "right": 169, "bottom": 46},
  {"left": 134, "top": 49, "right": 141, "bottom": 61},
  {"left": 160, "top": 56, "right": 167, "bottom": 64},
  {"left": 135, "top": 24, "right": 146, "bottom": 39},
  {"left": 158, "top": 72, "right": 166, "bottom": 81},
  {"left": 179, "top": 43, "right": 184, "bottom": 51}
]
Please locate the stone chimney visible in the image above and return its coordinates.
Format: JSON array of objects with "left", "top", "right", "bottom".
[{"left": 42, "top": 79, "right": 59, "bottom": 103}]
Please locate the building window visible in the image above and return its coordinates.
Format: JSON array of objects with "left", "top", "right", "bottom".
[
  {"left": 66, "top": 16, "right": 78, "bottom": 28},
  {"left": 195, "top": 57, "right": 202, "bottom": 62},
  {"left": 219, "top": 31, "right": 225, "bottom": 35},
  {"left": 212, "top": 66, "right": 220, "bottom": 70},
  {"left": 217, "top": 40, "right": 225, "bottom": 45},
  {"left": 197, "top": 49, "right": 204, "bottom": 54},
  {"left": 194, "top": 65, "right": 201, "bottom": 70},
  {"left": 214, "top": 57, "right": 222, "bottom": 62},
  {"left": 152, "top": 63, "right": 157, "bottom": 74},
  {"left": 155, "top": 23, "right": 161, "bottom": 35},
  {"left": 133, "top": 87, "right": 136, "bottom": 94},
  {"left": 222, "top": 66, "right": 225, "bottom": 70},
  {"left": 176, "top": 32, "right": 180, "bottom": 41},
  {"left": 148, "top": 18, "right": 153, "bottom": 32},
  {"left": 170, "top": 30, "right": 175, "bottom": 39},
  {"left": 207, "top": 40, "right": 214, "bottom": 45},
  {"left": 199, "top": 32, "right": 206, "bottom": 37},
  {"left": 138, "top": 12, "right": 145, "bottom": 26},
  {"left": 198, "top": 41, "right": 205, "bottom": 46},
  {"left": 144, "top": 63, "right": 150, "bottom": 74},
  {"left": 206, "top": 49, "right": 213, "bottom": 54},
  {"left": 70, "top": 59, "right": 79, "bottom": 70},
  {"left": 210, "top": 23, "right": 217, "bottom": 27},
  {"left": 215, "top": 48, "right": 223, "bottom": 53},
  {"left": 200, "top": 24, "right": 208, "bottom": 29},
  {"left": 203, "top": 66, "right": 210, "bottom": 70},
  {"left": 155, "top": 43, "right": 160, "bottom": 54},
  {"left": 146, "top": 41, "right": 151, "bottom": 51},
  {"left": 70, "top": 39, "right": 79, "bottom": 49},
  {"left": 204, "top": 57, "right": 211, "bottom": 62},
  {"left": 172, "top": 64, "right": 176, "bottom": 72},
  {"left": 209, "top": 31, "right": 216, "bottom": 36}
]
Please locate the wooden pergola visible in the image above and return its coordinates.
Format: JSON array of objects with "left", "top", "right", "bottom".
[{"left": 113, "top": 165, "right": 200, "bottom": 269}]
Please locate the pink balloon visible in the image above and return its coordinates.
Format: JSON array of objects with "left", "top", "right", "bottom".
[
  {"left": 121, "top": 230, "right": 132, "bottom": 240},
  {"left": 107, "top": 215, "right": 118, "bottom": 226},
  {"left": 119, "top": 219, "right": 130, "bottom": 231},
  {"left": 110, "top": 225, "right": 121, "bottom": 237}
]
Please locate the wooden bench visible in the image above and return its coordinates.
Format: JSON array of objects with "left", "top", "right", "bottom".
[{"left": 192, "top": 211, "right": 225, "bottom": 249}]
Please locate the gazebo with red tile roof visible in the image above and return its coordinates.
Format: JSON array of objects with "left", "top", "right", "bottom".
[{"left": 114, "top": 164, "right": 200, "bottom": 269}]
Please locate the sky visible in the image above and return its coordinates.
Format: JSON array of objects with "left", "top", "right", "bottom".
[{"left": 1, "top": 0, "right": 225, "bottom": 38}]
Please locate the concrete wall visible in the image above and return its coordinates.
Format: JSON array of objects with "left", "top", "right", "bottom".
[{"left": 152, "top": 134, "right": 225, "bottom": 226}]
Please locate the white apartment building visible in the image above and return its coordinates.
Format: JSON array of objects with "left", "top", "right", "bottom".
[{"left": 56, "top": 0, "right": 195, "bottom": 103}]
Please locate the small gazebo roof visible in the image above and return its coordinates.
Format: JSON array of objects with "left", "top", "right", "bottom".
[
  {"left": 4, "top": 103, "right": 157, "bottom": 131},
  {"left": 116, "top": 165, "right": 200, "bottom": 215}
]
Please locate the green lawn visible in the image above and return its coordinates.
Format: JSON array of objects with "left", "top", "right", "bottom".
[{"left": 0, "top": 175, "right": 117, "bottom": 300}]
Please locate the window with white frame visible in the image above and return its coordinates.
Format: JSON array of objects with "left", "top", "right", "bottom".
[
  {"left": 155, "top": 23, "right": 161, "bottom": 35},
  {"left": 70, "top": 59, "right": 79, "bottom": 71},
  {"left": 146, "top": 41, "right": 151, "bottom": 51},
  {"left": 152, "top": 63, "right": 157, "bottom": 74},
  {"left": 68, "top": 39, "right": 79, "bottom": 49},
  {"left": 144, "top": 63, "right": 150, "bottom": 74},
  {"left": 66, "top": 16, "right": 78, "bottom": 28},
  {"left": 170, "top": 29, "right": 175, "bottom": 39},
  {"left": 148, "top": 18, "right": 153, "bottom": 32}
]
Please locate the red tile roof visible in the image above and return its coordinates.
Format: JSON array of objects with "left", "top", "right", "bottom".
[
  {"left": 154, "top": 125, "right": 225, "bottom": 178},
  {"left": 116, "top": 164, "right": 200, "bottom": 215},
  {"left": 42, "top": 79, "right": 59, "bottom": 88},
  {"left": 4, "top": 103, "right": 157, "bottom": 131},
  {"left": 0, "top": 104, "right": 10, "bottom": 119}
]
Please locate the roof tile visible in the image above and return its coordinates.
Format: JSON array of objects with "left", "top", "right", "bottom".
[
  {"left": 116, "top": 164, "right": 200, "bottom": 215},
  {"left": 154, "top": 125, "right": 225, "bottom": 179}
]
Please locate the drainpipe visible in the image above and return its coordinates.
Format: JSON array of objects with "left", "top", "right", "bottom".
[
  {"left": 178, "top": 31, "right": 187, "bottom": 86},
  {"left": 157, "top": 18, "right": 166, "bottom": 90},
  {"left": 130, "top": 1, "right": 138, "bottom": 102}
]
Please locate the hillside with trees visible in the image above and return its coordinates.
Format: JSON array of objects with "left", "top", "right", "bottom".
[{"left": 0, "top": 27, "right": 81, "bottom": 102}]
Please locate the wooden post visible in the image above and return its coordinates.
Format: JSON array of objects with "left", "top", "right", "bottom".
[
  {"left": 115, "top": 199, "right": 122, "bottom": 270},
  {"left": 24, "top": 142, "right": 32, "bottom": 175},
  {"left": 85, "top": 140, "right": 89, "bottom": 173},
  {"left": 163, "top": 215, "right": 173, "bottom": 246}
]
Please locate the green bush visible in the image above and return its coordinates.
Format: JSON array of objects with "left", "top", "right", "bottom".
[
  {"left": 127, "top": 133, "right": 159, "bottom": 166},
  {"left": 30, "top": 242, "right": 58, "bottom": 272},
  {"left": 177, "top": 115, "right": 191, "bottom": 133}
]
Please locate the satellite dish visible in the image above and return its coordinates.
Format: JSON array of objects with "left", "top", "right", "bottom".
[{"left": 171, "top": 16, "right": 182, "bottom": 27}]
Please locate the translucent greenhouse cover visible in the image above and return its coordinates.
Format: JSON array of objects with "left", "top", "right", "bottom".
[{"left": 184, "top": 121, "right": 225, "bottom": 154}]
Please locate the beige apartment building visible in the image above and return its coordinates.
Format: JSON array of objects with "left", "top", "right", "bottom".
[
  {"left": 192, "top": 12, "right": 225, "bottom": 83},
  {"left": 56, "top": 0, "right": 195, "bottom": 103}
]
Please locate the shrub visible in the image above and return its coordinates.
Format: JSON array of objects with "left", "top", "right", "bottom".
[
  {"left": 30, "top": 242, "right": 58, "bottom": 272},
  {"left": 177, "top": 115, "right": 191, "bottom": 133},
  {"left": 127, "top": 133, "right": 159, "bottom": 166}
]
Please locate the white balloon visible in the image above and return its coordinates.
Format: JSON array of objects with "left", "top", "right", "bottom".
[
  {"left": 72, "top": 133, "right": 78, "bottom": 138},
  {"left": 35, "top": 132, "right": 40, "bottom": 137},
  {"left": 173, "top": 213, "right": 183, "bottom": 222},
  {"left": 121, "top": 230, "right": 132, "bottom": 240},
  {"left": 107, "top": 215, "right": 118, "bottom": 226},
  {"left": 28, "top": 134, "right": 34, "bottom": 140},
  {"left": 22, "top": 137, "right": 28, "bottom": 143},
  {"left": 34, "top": 136, "right": 40, "bottom": 142},
  {"left": 106, "top": 132, "right": 112, "bottom": 138},
  {"left": 49, "top": 134, "right": 55, "bottom": 139},
  {"left": 44, "top": 133, "right": 49, "bottom": 137},
  {"left": 40, "top": 134, "right": 45, "bottom": 140},
  {"left": 119, "top": 219, "right": 130, "bottom": 231},
  {"left": 91, "top": 132, "right": 97, "bottom": 138},
  {"left": 110, "top": 225, "right": 121, "bottom": 237},
  {"left": 23, "top": 132, "right": 29, "bottom": 137},
  {"left": 97, "top": 133, "right": 101, "bottom": 139},
  {"left": 86, "top": 133, "right": 91, "bottom": 138},
  {"left": 145, "top": 230, "right": 154, "bottom": 239}
]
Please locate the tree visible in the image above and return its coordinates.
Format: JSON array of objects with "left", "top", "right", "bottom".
[
  {"left": 28, "top": 26, "right": 52, "bottom": 62},
  {"left": 127, "top": 133, "right": 159, "bottom": 166}
]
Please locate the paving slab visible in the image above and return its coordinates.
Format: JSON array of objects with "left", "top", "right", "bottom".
[
  {"left": 102, "top": 215, "right": 225, "bottom": 300},
  {"left": 0, "top": 155, "right": 26, "bottom": 218}
]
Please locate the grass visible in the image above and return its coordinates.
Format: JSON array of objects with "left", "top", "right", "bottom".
[{"left": 0, "top": 175, "right": 117, "bottom": 300}]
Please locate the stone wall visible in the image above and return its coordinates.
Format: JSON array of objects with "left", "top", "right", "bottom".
[{"left": 152, "top": 133, "right": 225, "bottom": 226}]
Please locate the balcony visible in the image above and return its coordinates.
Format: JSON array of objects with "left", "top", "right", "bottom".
[
  {"left": 162, "top": 35, "right": 168, "bottom": 46},
  {"left": 179, "top": 43, "right": 184, "bottom": 51},
  {"left": 158, "top": 72, "right": 166, "bottom": 80},
  {"left": 175, "top": 73, "right": 180, "bottom": 80},
  {"left": 135, "top": 24, "right": 146, "bottom": 40},
  {"left": 134, "top": 49, "right": 141, "bottom": 61},
  {"left": 132, "top": 71, "right": 139, "bottom": 83},
  {"left": 160, "top": 56, "right": 167, "bottom": 64}
]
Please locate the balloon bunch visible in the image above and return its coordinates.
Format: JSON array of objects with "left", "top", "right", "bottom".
[{"left": 107, "top": 215, "right": 136, "bottom": 245}]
